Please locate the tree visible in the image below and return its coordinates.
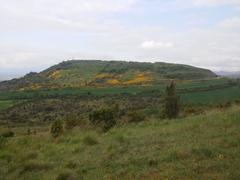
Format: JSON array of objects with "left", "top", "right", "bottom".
[
  {"left": 164, "top": 81, "right": 180, "bottom": 119},
  {"left": 50, "top": 120, "right": 63, "bottom": 138}
]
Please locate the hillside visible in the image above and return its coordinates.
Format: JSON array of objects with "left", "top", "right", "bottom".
[
  {"left": 0, "top": 105, "right": 239, "bottom": 179},
  {"left": 0, "top": 60, "right": 217, "bottom": 91}
]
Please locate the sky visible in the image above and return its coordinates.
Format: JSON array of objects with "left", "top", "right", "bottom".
[{"left": 0, "top": 0, "right": 240, "bottom": 80}]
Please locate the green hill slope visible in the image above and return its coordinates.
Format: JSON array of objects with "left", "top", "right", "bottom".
[
  {"left": 0, "top": 60, "right": 217, "bottom": 91},
  {"left": 0, "top": 105, "right": 239, "bottom": 179}
]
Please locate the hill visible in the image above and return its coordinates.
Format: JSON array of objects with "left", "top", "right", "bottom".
[
  {"left": 0, "top": 105, "right": 239, "bottom": 179},
  {"left": 0, "top": 60, "right": 217, "bottom": 91}
]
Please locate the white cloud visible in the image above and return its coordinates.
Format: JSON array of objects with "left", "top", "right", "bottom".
[
  {"left": 192, "top": 0, "right": 240, "bottom": 7},
  {"left": 0, "top": 0, "right": 138, "bottom": 32},
  {"left": 218, "top": 17, "right": 240, "bottom": 30},
  {"left": 141, "top": 41, "right": 174, "bottom": 49}
]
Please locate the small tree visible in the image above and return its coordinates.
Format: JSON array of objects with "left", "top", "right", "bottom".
[
  {"left": 50, "top": 120, "right": 63, "bottom": 138},
  {"left": 164, "top": 81, "right": 180, "bottom": 119}
]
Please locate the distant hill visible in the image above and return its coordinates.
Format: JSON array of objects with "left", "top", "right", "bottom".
[
  {"left": 0, "top": 60, "right": 217, "bottom": 91},
  {"left": 215, "top": 71, "right": 240, "bottom": 78}
]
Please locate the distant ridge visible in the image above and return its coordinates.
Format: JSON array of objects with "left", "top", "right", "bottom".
[
  {"left": 0, "top": 60, "right": 217, "bottom": 91},
  {"left": 215, "top": 71, "right": 240, "bottom": 78}
]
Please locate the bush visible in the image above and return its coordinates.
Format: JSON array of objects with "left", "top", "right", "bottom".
[
  {"left": 89, "top": 108, "right": 117, "bottom": 132},
  {"left": 127, "top": 111, "right": 146, "bottom": 123},
  {"left": 1, "top": 130, "right": 14, "bottom": 138},
  {"left": 65, "top": 114, "right": 78, "bottom": 130},
  {"left": 51, "top": 120, "right": 63, "bottom": 138}
]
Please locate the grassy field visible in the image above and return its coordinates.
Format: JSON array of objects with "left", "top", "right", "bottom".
[
  {"left": 0, "top": 105, "right": 240, "bottom": 179},
  {"left": 0, "top": 78, "right": 239, "bottom": 109},
  {"left": 181, "top": 86, "right": 240, "bottom": 104},
  {"left": 0, "top": 100, "right": 19, "bottom": 111}
]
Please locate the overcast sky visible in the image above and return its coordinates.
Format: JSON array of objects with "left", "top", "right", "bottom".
[{"left": 0, "top": 0, "right": 240, "bottom": 80}]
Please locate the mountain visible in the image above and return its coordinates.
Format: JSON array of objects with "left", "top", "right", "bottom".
[
  {"left": 215, "top": 71, "right": 240, "bottom": 78},
  {"left": 0, "top": 60, "right": 217, "bottom": 91}
]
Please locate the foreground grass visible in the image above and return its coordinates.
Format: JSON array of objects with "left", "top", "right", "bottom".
[{"left": 0, "top": 106, "right": 240, "bottom": 179}]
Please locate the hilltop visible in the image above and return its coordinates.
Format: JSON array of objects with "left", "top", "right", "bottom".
[{"left": 0, "top": 60, "right": 216, "bottom": 91}]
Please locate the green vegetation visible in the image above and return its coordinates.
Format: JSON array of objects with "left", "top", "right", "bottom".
[
  {"left": 164, "top": 82, "right": 180, "bottom": 119},
  {"left": 50, "top": 120, "right": 64, "bottom": 138},
  {"left": 0, "top": 60, "right": 239, "bottom": 179},
  {"left": 0, "top": 78, "right": 239, "bottom": 125},
  {"left": 0, "top": 100, "right": 19, "bottom": 111},
  {"left": 0, "top": 105, "right": 239, "bottom": 179},
  {"left": 89, "top": 108, "right": 117, "bottom": 132},
  {"left": 64, "top": 115, "right": 79, "bottom": 130},
  {"left": 0, "top": 60, "right": 216, "bottom": 91},
  {"left": 126, "top": 111, "right": 146, "bottom": 123},
  {"left": 181, "top": 86, "right": 240, "bottom": 104}
]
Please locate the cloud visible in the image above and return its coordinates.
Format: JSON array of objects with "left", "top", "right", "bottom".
[
  {"left": 141, "top": 41, "right": 174, "bottom": 49},
  {"left": 0, "top": 0, "right": 138, "bottom": 32},
  {"left": 192, "top": 0, "right": 240, "bottom": 7},
  {"left": 218, "top": 17, "right": 240, "bottom": 31}
]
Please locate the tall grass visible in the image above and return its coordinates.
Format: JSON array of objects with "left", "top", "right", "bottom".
[{"left": 0, "top": 106, "right": 240, "bottom": 179}]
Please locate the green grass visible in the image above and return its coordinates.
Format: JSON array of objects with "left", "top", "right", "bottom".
[
  {"left": 0, "top": 100, "right": 19, "bottom": 111},
  {"left": 177, "top": 78, "right": 230, "bottom": 89},
  {"left": 0, "top": 78, "right": 239, "bottom": 106},
  {"left": 181, "top": 86, "right": 240, "bottom": 104},
  {"left": 0, "top": 106, "right": 240, "bottom": 179},
  {"left": 0, "top": 85, "right": 165, "bottom": 100}
]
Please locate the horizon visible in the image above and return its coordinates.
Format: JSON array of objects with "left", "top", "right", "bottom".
[{"left": 1, "top": 1, "right": 240, "bottom": 80}]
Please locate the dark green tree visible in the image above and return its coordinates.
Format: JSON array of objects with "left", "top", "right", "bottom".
[{"left": 164, "top": 81, "right": 180, "bottom": 119}]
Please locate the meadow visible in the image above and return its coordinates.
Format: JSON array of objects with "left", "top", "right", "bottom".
[{"left": 0, "top": 105, "right": 240, "bottom": 179}]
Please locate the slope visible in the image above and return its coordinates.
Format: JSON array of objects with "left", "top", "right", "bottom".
[
  {"left": 0, "top": 105, "right": 239, "bottom": 179},
  {"left": 0, "top": 60, "right": 217, "bottom": 91}
]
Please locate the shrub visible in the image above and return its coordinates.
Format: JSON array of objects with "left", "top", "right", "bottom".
[
  {"left": 127, "top": 111, "right": 146, "bottom": 123},
  {"left": 1, "top": 130, "right": 14, "bottom": 138},
  {"left": 50, "top": 120, "right": 63, "bottom": 138},
  {"left": 89, "top": 108, "right": 117, "bottom": 132},
  {"left": 65, "top": 114, "right": 78, "bottom": 130}
]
